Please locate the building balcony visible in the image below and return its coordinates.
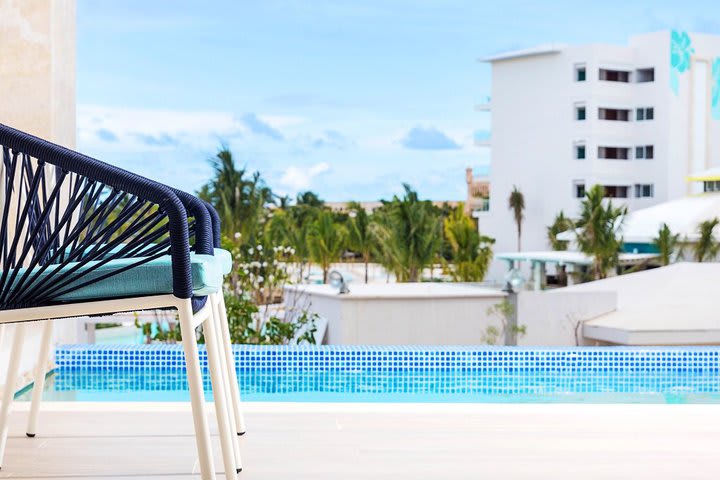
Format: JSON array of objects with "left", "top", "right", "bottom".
[
  {"left": 470, "top": 197, "right": 490, "bottom": 216},
  {"left": 474, "top": 130, "right": 491, "bottom": 146},
  {"left": 474, "top": 96, "right": 492, "bottom": 111}
]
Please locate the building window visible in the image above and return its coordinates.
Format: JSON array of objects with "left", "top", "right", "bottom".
[
  {"left": 575, "top": 144, "right": 586, "bottom": 160},
  {"left": 635, "top": 145, "right": 654, "bottom": 159},
  {"left": 575, "top": 104, "right": 587, "bottom": 121},
  {"left": 574, "top": 182, "right": 586, "bottom": 198},
  {"left": 575, "top": 65, "right": 587, "bottom": 82},
  {"left": 636, "top": 68, "right": 655, "bottom": 82},
  {"left": 598, "top": 146, "right": 630, "bottom": 160},
  {"left": 603, "top": 186, "right": 629, "bottom": 198},
  {"left": 599, "top": 69, "right": 630, "bottom": 82},
  {"left": 634, "top": 184, "right": 654, "bottom": 198},
  {"left": 636, "top": 107, "right": 654, "bottom": 121},
  {"left": 703, "top": 180, "right": 720, "bottom": 193},
  {"left": 598, "top": 108, "right": 630, "bottom": 121}
]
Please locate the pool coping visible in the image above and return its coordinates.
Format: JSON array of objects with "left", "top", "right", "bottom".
[{"left": 11, "top": 401, "right": 720, "bottom": 413}]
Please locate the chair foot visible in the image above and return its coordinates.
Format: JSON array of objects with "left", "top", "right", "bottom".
[
  {"left": 238, "top": 431, "right": 246, "bottom": 436},
  {"left": 237, "top": 468, "right": 242, "bottom": 473},
  {"left": 26, "top": 433, "right": 35, "bottom": 438}
]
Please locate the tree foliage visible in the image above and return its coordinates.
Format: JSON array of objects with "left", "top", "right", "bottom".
[
  {"left": 307, "top": 210, "right": 347, "bottom": 283},
  {"left": 653, "top": 223, "right": 680, "bottom": 266},
  {"left": 347, "top": 202, "right": 375, "bottom": 283},
  {"left": 508, "top": 185, "right": 525, "bottom": 252},
  {"left": 547, "top": 211, "right": 573, "bottom": 251},
  {"left": 575, "top": 185, "right": 626, "bottom": 279},
  {"left": 372, "top": 184, "right": 442, "bottom": 282},
  {"left": 443, "top": 204, "right": 494, "bottom": 281},
  {"left": 198, "top": 146, "right": 273, "bottom": 243},
  {"left": 694, "top": 218, "right": 719, "bottom": 262}
]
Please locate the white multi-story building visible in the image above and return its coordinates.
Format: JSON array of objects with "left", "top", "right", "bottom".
[{"left": 477, "top": 30, "right": 720, "bottom": 282}]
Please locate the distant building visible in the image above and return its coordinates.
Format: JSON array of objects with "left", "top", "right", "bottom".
[
  {"left": 326, "top": 168, "right": 485, "bottom": 215},
  {"left": 325, "top": 200, "right": 461, "bottom": 213},
  {"left": 465, "top": 167, "right": 490, "bottom": 216},
  {"left": 477, "top": 31, "right": 720, "bottom": 281}
]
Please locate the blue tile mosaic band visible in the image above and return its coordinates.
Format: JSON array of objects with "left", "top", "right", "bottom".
[{"left": 55, "top": 345, "right": 720, "bottom": 373}]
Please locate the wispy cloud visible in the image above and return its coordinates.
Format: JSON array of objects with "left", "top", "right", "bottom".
[
  {"left": 311, "top": 129, "right": 351, "bottom": 149},
  {"left": 278, "top": 162, "right": 331, "bottom": 192},
  {"left": 96, "top": 128, "right": 118, "bottom": 142},
  {"left": 132, "top": 132, "right": 180, "bottom": 147},
  {"left": 240, "top": 113, "right": 284, "bottom": 141},
  {"left": 78, "top": 104, "right": 243, "bottom": 150},
  {"left": 400, "top": 126, "right": 461, "bottom": 150},
  {"left": 262, "top": 93, "right": 345, "bottom": 109}
]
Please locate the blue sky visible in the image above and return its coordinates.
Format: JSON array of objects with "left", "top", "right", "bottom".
[{"left": 77, "top": 0, "right": 720, "bottom": 201}]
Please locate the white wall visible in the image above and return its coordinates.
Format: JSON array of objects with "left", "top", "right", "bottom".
[
  {"left": 286, "top": 285, "right": 508, "bottom": 345},
  {"left": 516, "top": 290, "right": 617, "bottom": 346}
]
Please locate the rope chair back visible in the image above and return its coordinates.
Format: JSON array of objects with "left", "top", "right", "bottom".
[{"left": 0, "top": 124, "right": 196, "bottom": 309}]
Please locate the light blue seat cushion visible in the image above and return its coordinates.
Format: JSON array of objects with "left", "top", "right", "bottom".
[
  {"left": 58, "top": 245, "right": 233, "bottom": 276},
  {"left": 214, "top": 248, "right": 233, "bottom": 275},
  {"left": 11, "top": 254, "right": 222, "bottom": 303}
]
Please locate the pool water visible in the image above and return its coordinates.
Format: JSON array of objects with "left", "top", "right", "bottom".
[{"left": 16, "top": 367, "right": 720, "bottom": 404}]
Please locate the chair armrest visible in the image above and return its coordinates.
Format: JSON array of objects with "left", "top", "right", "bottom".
[
  {"left": 169, "top": 188, "right": 213, "bottom": 255},
  {"left": 0, "top": 123, "right": 194, "bottom": 303},
  {"left": 201, "top": 200, "right": 222, "bottom": 248}
]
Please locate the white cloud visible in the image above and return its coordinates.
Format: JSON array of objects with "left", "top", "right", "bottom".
[
  {"left": 278, "top": 162, "right": 331, "bottom": 192},
  {"left": 77, "top": 104, "right": 243, "bottom": 151},
  {"left": 257, "top": 114, "right": 307, "bottom": 128}
]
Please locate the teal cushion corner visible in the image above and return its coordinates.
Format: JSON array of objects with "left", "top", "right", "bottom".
[
  {"left": 18, "top": 254, "right": 224, "bottom": 303},
  {"left": 213, "top": 248, "right": 233, "bottom": 275}
]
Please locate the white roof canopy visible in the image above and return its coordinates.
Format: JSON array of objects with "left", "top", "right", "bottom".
[
  {"left": 557, "top": 194, "right": 720, "bottom": 244},
  {"left": 559, "top": 263, "right": 720, "bottom": 345},
  {"left": 496, "top": 251, "right": 657, "bottom": 266}
]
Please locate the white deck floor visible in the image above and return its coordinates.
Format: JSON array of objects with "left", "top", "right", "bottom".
[{"left": 1, "top": 402, "right": 719, "bottom": 479}]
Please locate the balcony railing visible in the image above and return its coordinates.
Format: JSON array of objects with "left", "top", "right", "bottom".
[{"left": 475, "top": 96, "right": 492, "bottom": 111}]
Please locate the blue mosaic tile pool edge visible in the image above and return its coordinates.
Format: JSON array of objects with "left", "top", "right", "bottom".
[{"left": 55, "top": 345, "right": 720, "bottom": 373}]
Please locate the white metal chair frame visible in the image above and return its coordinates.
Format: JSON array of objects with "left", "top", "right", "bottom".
[
  {"left": 0, "top": 296, "right": 243, "bottom": 479},
  {"left": 0, "top": 123, "right": 245, "bottom": 479}
]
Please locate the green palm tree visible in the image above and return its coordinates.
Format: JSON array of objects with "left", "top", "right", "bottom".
[
  {"left": 653, "top": 223, "right": 680, "bottom": 266},
  {"left": 443, "top": 204, "right": 494, "bottom": 281},
  {"left": 198, "top": 146, "right": 273, "bottom": 241},
  {"left": 508, "top": 186, "right": 525, "bottom": 251},
  {"left": 575, "top": 185, "right": 627, "bottom": 280},
  {"left": 694, "top": 218, "right": 720, "bottom": 262},
  {"left": 307, "top": 210, "right": 347, "bottom": 283},
  {"left": 372, "top": 184, "right": 442, "bottom": 282},
  {"left": 547, "top": 211, "right": 573, "bottom": 251},
  {"left": 266, "top": 208, "right": 312, "bottom": 279},
  {"left": 347, "top": 202, "right": 374, "bottom": 283},
  {"left": 547, "top": 210, "right": 574, "bottom": 285}
]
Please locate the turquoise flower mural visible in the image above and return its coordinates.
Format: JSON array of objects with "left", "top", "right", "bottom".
[
  {"left": 713, "top": 58, "right": 720, "bottom": 120},
  {"left": 670, "top": 30, "right": 694, "bottom": 95}
]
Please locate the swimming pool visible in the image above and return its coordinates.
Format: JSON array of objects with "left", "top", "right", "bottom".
[{"left": 15, "top": 345, "right": 720, "bottom": 404}]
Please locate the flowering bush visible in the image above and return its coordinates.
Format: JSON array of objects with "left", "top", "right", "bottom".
[{"left": 221, "top": 232, "right": 318, "bottom": 345}]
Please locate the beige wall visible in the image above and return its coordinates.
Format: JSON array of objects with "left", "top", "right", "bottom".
[
  {"left": 0, "top": 0, "right": 76, "bottom": 146},
  {"left": 0, "top": 0, "right": 76, "bottom": 393}
]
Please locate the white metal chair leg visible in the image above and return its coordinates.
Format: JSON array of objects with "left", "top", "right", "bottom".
[
  {"left": 210, "top": 295, "right": 242, "bottom": 469},
  {"left": 0, "top": 324, "right": 27, "bottom": 470},
  {"left": 26, "top": 320, "right": 53, "bottom": 437},
  {"left": 216, "top": 293, "right": 246, "bottom": 434},
  {"left": 0, "top": 324, "right": 5, "bottom": 354},
  {"left": 204, "top": 300, "right": 240, "bottom": 478},
  {"left": 177, "top": 301, "right": 216, "bottom": 480}
]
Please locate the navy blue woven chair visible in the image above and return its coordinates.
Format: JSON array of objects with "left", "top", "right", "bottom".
[
  {"left": 0, "top": 124, "right": 239, "bottom": 479},
  {"left": 200, "top": 200, "right": 247, "bottom": 437}
]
